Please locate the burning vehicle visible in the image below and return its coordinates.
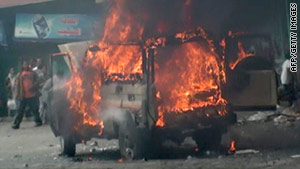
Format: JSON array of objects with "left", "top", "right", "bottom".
[
  {"left": 45, "top": 0, "right": 239, "bottom": 160},
  {"left": 47, "top": 26, "right": 236, "bottom": 159}
]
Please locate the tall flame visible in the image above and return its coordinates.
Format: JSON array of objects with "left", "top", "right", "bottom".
[
  {"left": 102, "top": 0, "right": 144, "bottom": 43},
  {"left": 65, "top": 0, "right": 144, "bottom": 134},
  {"left": 152, "top": 27, "right": 227, "bottom": 127},
  {"left": 155, "top": 42, "right": 226, "bottom": 113}
]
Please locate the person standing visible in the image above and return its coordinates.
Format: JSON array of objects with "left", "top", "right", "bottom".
[
  {"left": 33, "top": 58, "right": 46, "bottom": 79},
  {"left": 12, "top": 61, "right": 42, "bottom": 129},
  {"left": 32, "top": 58, "right": 48, "bottom": 123},
  {"left": 41, "top": 70, "right": 64, "bottom": 124},
  {"left": 279, "top": 53, "right": 296, "bottom": 106},
  {"left": 5, "top": 68, "right": 18, "bottom": 117}
]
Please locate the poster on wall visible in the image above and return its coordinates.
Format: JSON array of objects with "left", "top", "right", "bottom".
[{"left": 14, "top": 14, "right": 102, "bottom": 41}]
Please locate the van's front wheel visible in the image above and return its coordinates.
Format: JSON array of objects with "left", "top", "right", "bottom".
[
  {"left": 59, "top": 136, "right": 76, "bottom": 157},
  {"left": 118, "top": 115, "right": 150, "bottom": 160}
]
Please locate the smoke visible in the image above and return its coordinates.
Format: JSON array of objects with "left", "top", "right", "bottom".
[
  {"left": 101, "top": 107, "right": 127, "bottom": 124},
  {"left": 102, "top": 0, "right": 236, "bottom": 42},
  {"left": 50, "top": 86, "right": 75, "bottom": 136}
]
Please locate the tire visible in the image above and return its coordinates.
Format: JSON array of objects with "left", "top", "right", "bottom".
[
  {"left": 60, "top": 136, "right": 76, "bottom": 157},
  {"left": 118, "top": 114, "right": 150, "bottom": 160},
  {"left": 193, "top": 129, "right": 222, "bottom": 152}
]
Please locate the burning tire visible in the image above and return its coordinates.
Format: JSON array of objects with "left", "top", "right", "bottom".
[
  {"left": 60, "top": 136, "right": 76, "bottom": 157},
  {"left": 118, "top": 113, "right": 150, "bottom": 160}
]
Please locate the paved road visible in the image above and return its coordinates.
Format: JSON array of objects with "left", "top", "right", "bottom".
[{"left": 1, "top": 121, "right": 300, "bottom": 169}]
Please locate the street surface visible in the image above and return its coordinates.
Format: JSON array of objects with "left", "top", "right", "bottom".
[{"left": 1, "top": 111, "right": 300, "bottom": 169}]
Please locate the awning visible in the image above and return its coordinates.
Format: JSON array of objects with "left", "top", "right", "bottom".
[{"left": 0, "top": 0, "right": 53, "bottom": 8}]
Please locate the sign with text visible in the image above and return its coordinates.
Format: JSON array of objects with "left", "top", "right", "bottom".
[{"left": 15, "top": 14, "right": 102, "bottom": 41}]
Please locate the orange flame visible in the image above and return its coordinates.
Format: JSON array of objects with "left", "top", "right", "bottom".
[
  {"left": 155, "top": 42, "right": 226, "bottom": 113},
  {"left": 102, "top": 0, "right": 144, "bottom": 43},
  {"left": 65, "top": 0, "right": 144, "bottom": 134},
  {"left": 66, "top": 67, "right": 104, "bottom": 134},
  {"left": 66, "top": 44, "right": 142, "bottom": 134},
  {"left": 155, "top": 106, "right": 165, "bottom": 127},
  {"left": 92, "top": 43, "right": 142, "bottom": 81},
  {"left": 228, "top": 140, "right": 236, "bottom": 153},
  {"left": 151, "top": 28, "right": 227, "bottom": 127},
  {"left": 229, "top": 41, "right": 255, "bottom": 70}
]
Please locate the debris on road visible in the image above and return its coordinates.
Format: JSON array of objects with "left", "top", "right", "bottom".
[
  {"left": 72, "top": 157, "right": 83, "bottom": 162},
  {"left": 273, "top": 115, "right": 294, "bottom": 125},
  {"left": 235, "top": 149, "right": 260, "bottom": 155},
  {"left": 282, "top": 107, "right": 300, "bottom": 118},
  {"left": 186, "top": 155, "right": 193, "bottom": 161},
  {"left": 90, "top": 141, "right": 98, "bottom": 147},
  {"left": 24, "top": 163, "right": 29, "bottom": 168},
  {"left": 247, "top": 111, "right": 275, "bottom": 122},
  {"left": 13, "top": 154, "right": 22, "bottom": 158},
  {"left": 291, "top": 154, "right": 300, "bottom": 158}
]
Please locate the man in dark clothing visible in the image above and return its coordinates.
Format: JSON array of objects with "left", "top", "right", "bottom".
[{"left": 12, "top": 61, "right": 42, "bottom": 129}]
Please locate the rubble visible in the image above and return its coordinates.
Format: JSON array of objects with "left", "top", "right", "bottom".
[
  {"left": 90, "top": 141, "right": 98, "bottom": 147},
  {"left": 72, "top": 157, "right": 83, "bottom": 162},
  {"left": 247, "top": 111, "right": 275, "bottom": 122},
  {"left": 186, "top": 155, "right": 193, "bottom": 161},
  {"left": 205, "top": 151, "right": 211, "bottom": 156},
  {"left": 244, "top": 108, "right": 300, "bottom": 127},
  {"left": 181, "top": 137, "right": 197, "bottom": 148},
  {"left": 90, "top": 147, "right": 96, "bottom": 153},
  {"left": 282, "top": 107, "right": 300, "bottom": 118},
  {"left": 235, "top": 149, "right": 260, "bottom": 155},
  {"left": 13, "top": 154, "right": 22, "bottom": 158},
  {"left": 291, "top": 154, "right": 300, "bottom": 158},
  {"left": 273, "top": 115, "right": 295, "bottom": 125}
]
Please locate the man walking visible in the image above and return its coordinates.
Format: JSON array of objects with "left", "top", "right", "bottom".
[{"left": 12, "top": 61, "right": 42, "bottom": 129}]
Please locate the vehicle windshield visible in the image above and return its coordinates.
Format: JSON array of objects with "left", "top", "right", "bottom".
[{"left": 88, "top": 44, "right": 144, "bottom": 83}]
